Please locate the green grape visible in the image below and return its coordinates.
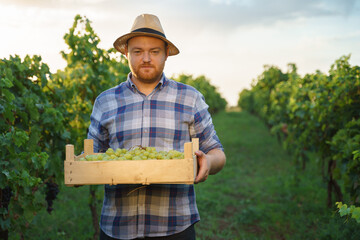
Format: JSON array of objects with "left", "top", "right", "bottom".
[
  {"left": 148, "top": 153, "right": 156, "bottom": 159},
  {"left": 85, "top": 155, "right": 96, "bottom": 161},
  {"left": 173, "top": 151, "right": 184, "bottom": 159},
  {"left": 115, "top": 149, "right": 123, "bottom": 157},
  {"left": 134, "top": 149, "right": 141, "bottom": 156},
  {"left": 145, "top": 147, "right": 155, "bottom": 153},
  {"left": 106, "top": 148, "right": 115, "bottom": 156},
  {"left": 124, "top": 153, "right": 132, "bottom": 160},
  {"left": 156, "top": 153, "right": 164, "bottom": 160},
  {"left": 158, "top": 151, "right": 167, "bottom": 156}
]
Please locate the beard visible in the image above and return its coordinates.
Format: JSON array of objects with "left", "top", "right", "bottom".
[{"left": 131, "top": 63, "right": 164, "bottom": 84}]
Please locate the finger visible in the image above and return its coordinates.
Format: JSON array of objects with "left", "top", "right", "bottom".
[
  {"left": 195, "top": 150, "right": 204, "bottom": 158},
  {"left": 195, "top": 158, "right": 208, "bottom": 183},
  {"left": 195, "top": 168, "right": 208, "bottom": 183}
]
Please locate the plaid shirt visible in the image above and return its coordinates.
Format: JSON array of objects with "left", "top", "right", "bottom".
[{"left": 88, "top": 73, "right": 223, "bottom": 239}]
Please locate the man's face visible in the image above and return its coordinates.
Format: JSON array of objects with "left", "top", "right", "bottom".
[{"left": 126, "top": 36, "right": 169, "bottom": 84}]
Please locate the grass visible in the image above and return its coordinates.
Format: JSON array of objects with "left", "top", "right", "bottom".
[
  {"left": 10, "top": 110, "right": 360, "bottom": 239},
  {"left": 12, "top": 185, "right": 104, "bottom": 240}
]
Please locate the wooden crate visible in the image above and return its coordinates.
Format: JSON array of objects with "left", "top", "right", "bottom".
[{"left": 64, "top": 139, "right": 198, "bottom": 186}]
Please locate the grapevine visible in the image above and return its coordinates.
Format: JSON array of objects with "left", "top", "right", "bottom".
[
  {"left": 0, "top": 55, "right": 69, "bottom": 238},
  {"left": 238, "top": 55, "right": 360, "bottom": 209}
]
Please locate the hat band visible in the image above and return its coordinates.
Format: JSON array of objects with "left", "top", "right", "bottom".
[{"left": 132, "top": 28, "right": 166, "bottom": 38}]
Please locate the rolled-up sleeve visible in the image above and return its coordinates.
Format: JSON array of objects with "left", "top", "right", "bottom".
[{"left": 190, "top": 93, "right": 223, "bottom": 154}]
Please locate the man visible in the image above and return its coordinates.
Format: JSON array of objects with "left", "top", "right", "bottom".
[{"left": 88, "top": 14, "right": 226, "bottom": 240}]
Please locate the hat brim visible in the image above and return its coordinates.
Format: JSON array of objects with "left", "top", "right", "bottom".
[{"left": 113, "top": 32, "right": 180, "bottom": 56}]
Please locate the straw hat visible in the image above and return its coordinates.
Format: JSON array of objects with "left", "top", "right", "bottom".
[{"left": 114, "top": 14, "right": 179, "bottom": 56}]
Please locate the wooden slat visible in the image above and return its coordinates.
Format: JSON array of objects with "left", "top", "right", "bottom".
[
  {"left": 192, "top": 138, "right": 199, "bottom": 153},
  {"left": 84, "top": 139, "right": 94, "bottom": 156},
  {"left": 192, "top": 138, "right": 199, "bottom": 180},
  {"left": 184, "top": 142, "right": 192, "bottom": 159},
  {"left": 193, "top": 154, "right": 198, "bottom": 181},
  {"left": 66, "top": 145, "right": 74, "bottom": 162},
  {"left": 64, "top": 159, "right": 194, "bottom": 185}
]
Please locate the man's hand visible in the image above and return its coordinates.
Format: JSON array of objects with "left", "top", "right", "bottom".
[
  {"left": 194, "top": 148, "right": 226, "bottom": 184},
  {"left": 194, "top": 150, "right": 211, "bottom": 183}
]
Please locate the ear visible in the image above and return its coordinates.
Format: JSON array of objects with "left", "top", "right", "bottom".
[
  {"left": 165, "top": 46, "right": 170, "bottom": 60},
  {"left": 124, "top": 45, "right": 129, "bottom": 58}
]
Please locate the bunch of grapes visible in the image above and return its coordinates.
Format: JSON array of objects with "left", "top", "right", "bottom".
[
  {"left": 45, "top": 182, "right": 59, "bottom": 214},
  {"left": 80, "top": 147, "right": 184, "bottom": 161},
  {"left": 1, "top": 186, "right": 12, "bottom": 210}
]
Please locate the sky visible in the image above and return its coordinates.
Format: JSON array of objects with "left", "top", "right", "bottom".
[{"left": 1, "top": 0, "right": 359, "bottom": 106}]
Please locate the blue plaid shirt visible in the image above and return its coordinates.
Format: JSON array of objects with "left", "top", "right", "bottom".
[{"left": 88, "top": 73, "right": 223, "bottom": 239}]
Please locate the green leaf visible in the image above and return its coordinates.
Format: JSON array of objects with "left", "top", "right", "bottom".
[
  {"left": 2, "top": 89, "right": 15, "bottom": 102},
  {"left": 352, "top": 208, "right": 360, "bottom": 223},
  {"left": 61, "top": 130, "right": 71, "bottom": 139},
  {"left": 13, "top": 130, "right": 29, "bottom": 147},
  {"left": 0, "top": 217, "right": 11, "bottom": 230},
  {"left": 23, "top": 208, "right": 36, "bottom": 223},
  {"left": 338, "top": 204, "right": 349, "bottom": 217},
  {"left": 1, "top": 170, "right": 10, "bottom": 179},
  {"left": 0, "top": 77, "right": 13, "bottom": 88},
  {"left": 31, "top": 152, "right": 48, "bottom": 170}
]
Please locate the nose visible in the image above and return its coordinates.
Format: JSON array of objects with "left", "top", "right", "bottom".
[{"left": 142, "top": 51, "right": 151, "bottom": 63}]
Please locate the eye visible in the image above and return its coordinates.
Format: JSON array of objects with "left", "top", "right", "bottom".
[{"left": 151, "top": 50, "right": 160, "bottom": 55}]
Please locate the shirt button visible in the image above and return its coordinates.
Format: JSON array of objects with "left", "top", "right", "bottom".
[{"left": 144, "top": 129, "right": 148, "bottom": 133}]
